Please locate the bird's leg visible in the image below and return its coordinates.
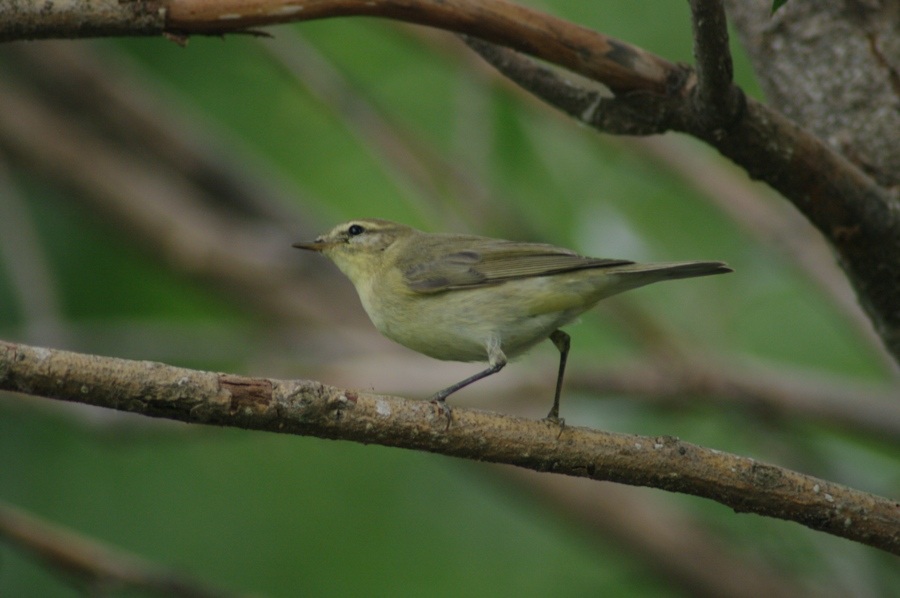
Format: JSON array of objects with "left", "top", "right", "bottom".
[
  {"left": 429, "top": 339, "right": 507, "bottom": 422},
  {"left": 546, "top": 330, "right": 570, "bottom": 424}
]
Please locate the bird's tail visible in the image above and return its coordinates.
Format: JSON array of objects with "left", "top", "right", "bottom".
[
  {"left": 584, "top": 260, "right": 732, "bottom": 300},
  {"left": 608, "top": 261, "right": 733, "bottom": 281}
]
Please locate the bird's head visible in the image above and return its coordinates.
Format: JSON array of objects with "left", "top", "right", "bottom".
[{"left": 293, "top": 219, "right": 414, "bottom": 285}]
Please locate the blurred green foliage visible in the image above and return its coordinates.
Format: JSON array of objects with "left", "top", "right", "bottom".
[
  {"left": 0, "top": 406, "right": 662, "bottom": 597},
  {"left": 0, "top": 1, "right": 897, "bottom": 596}
]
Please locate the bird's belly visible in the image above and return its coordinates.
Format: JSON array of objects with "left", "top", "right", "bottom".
[{"left": 361, "top": 281, "right": 582, "bottom": 362}]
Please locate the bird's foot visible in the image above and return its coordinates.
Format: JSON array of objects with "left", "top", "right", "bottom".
[
  {"left": 429, "top": 397, "right": 453, "bottom": 430},
  {"left": 542, "top": 411, "right": 566, "bottom": 438}
]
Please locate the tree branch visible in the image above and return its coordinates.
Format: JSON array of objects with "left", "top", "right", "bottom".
[
  {"left": 688, "top": 0, "right": 743, "bottom": 129},
  {"left": 725, "top": 0, "right": 900, "bottom": 189},
  {"left": 459, "top": 35, "right": 669, "bottom": 136},
  {"left": 0, "top": 0, "right": 165, "bottom": 41},
  {"left": 0, "top": 501, "right": 244, "bottom": 598},
  {"left": 563, "top": 359, "right": 900, "bottom": 444},
  {"left": 1, "top": 340, "right": 897, "bottom": 554}
]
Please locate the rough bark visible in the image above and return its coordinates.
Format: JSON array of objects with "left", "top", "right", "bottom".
[{"left": 726, "top": 0, "right": 900, "bottom": 188}]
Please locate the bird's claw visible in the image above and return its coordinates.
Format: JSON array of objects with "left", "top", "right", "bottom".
[
  {"left": 542, "top": 414, "right": 566, "bottom": 438},
  {"left": 430, "top": 398, "right": 453, "bottom": 430}
]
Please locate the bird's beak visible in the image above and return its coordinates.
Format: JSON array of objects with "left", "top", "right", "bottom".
[{"left": 292, "top": 238, "right": 329, "bottom": 252}]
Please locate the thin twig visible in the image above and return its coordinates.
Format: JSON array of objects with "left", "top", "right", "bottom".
[{"left": 564, "top": 358, "right": 900, "bottom": 444}]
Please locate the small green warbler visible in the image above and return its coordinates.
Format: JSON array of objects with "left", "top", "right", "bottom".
[{"left": 294, "top": 219, "right": 731, "bottom": 421}]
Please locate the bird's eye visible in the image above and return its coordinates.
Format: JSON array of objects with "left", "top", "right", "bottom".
[{"left": 347, "top": 224, "right": 365, "bottom": 236}]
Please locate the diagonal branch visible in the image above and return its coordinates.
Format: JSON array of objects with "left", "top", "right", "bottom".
[
  {"left": 1, "top": 340, "right": 898, "bottom": 555},
  {"left": 0, "top": 501, "right": 245, "bottom": 598},
  {"left": 564, "top": 359, "right": 900, "bottom": 444}
]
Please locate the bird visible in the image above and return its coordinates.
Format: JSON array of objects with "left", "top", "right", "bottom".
[{"left": 294, "top": 218, "right": 731, "bottom": 422}]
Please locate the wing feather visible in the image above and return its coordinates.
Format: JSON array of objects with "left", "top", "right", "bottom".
[{"left": 402, "top": 238, "right": 632, "bottom": 294}]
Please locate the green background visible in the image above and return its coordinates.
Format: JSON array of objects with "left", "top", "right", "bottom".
[{"left": 1, "top": 1, "right": 897, "bottom": 596}]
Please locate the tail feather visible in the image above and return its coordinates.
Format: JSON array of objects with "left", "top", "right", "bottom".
[
  {"left": 609, "top": 261, "right": 733, "bottom": 280},
  {"left": 593, "top": 261, "right": 732, "bottom": 298},
  {"left": 533, "top": 259, "right": 731, "bottom": 312}
]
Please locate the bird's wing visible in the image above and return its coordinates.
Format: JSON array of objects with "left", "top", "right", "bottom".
[{"left": 402, "top": 239, "right": 632, "bottom": 294}]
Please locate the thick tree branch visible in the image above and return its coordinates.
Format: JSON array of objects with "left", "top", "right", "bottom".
[
  {"left": 0, "top": 0, "right": 165, "bottom": 41},
  {"left": 725, "top": 0, "right": 900, "bottom": 188},
  {"left": 459, "top": 35, "right": 668, "bottom": 136},
  {"left": 1, "top": 340, "right": 898, "bottom": 554}
]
